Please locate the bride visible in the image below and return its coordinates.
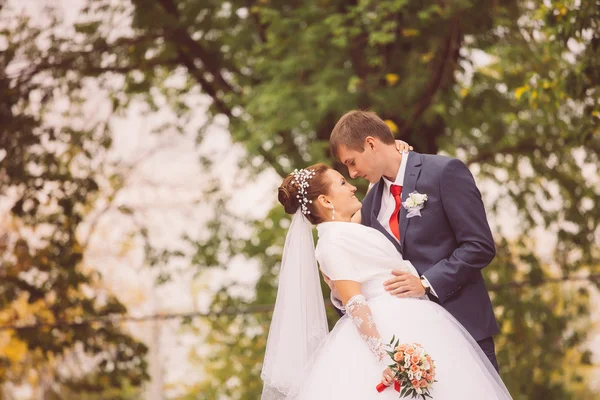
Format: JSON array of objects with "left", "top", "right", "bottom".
[{"left": 260, "top": 163, "right": 512, "bottom": 400}]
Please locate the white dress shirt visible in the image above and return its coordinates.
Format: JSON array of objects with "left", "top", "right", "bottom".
[
  {"left": 376, "top": 154, "right": 409, "bottom": 241},
  {"left": 376, "top": 153, "right": 439, "bottom": 298}
]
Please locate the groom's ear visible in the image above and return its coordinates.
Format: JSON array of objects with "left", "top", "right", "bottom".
[{"left": 365, "top": 136, "right": 376, "bottom": 151}]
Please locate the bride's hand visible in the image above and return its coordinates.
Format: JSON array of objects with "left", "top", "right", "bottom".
[
  {"left": 381, "top": 367, "right": 395, "bottom": 387},
  {"left": 395, "top": 140, "right": 413, "bottom": 153}
]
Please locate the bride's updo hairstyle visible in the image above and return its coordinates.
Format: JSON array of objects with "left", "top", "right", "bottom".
[{"left": 278, "top": 163, "right": 332, "bottom": 224}]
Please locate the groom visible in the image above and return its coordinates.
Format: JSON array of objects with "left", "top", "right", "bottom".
[{"left": 329, "top": 110, "right": 500, "bottom": 371}]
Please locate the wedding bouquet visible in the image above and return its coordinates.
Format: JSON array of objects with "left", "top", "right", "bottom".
[{"left": 376, "top": 337, "right": 436, "bottom": 399}]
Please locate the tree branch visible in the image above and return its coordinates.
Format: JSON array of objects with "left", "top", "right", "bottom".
[
  {"left": 151, "top": 1, "right": 294, "bottom": 177},
  {"left": 400, "top": 17, "right": 462, "bottom": 137},
  {"left": 1, "top": 273, "right": 597, "bottom": 332},
  {"left": 8, "top": 34, "right": 169, "bottom": 84},
  {"left": 248, "top": 0, "right": 267, "bottom": 43},
  {"left": 156, "top": 0, "right": 239, "bottom": 94},
  {"left": 175, "top": 55, "right": 286, "bottom": 177},
  {"left": 487, "top": 274, "right": 599, "bottom": 291},
  {"left": 32, "top": 56, "right": 180, "bottom": 76}
]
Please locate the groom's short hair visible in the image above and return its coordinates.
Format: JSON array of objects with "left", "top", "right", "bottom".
[{"left": 329, "top": 110, "right": 395, "bottom": 160}]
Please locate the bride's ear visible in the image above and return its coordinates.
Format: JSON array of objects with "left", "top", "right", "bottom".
[{"left": 317, "top": 194, "right": 333, "bottom": 210}]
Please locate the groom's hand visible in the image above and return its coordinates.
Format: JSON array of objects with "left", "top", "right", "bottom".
[{"left": 384, "top": 270, "right": 425, "bottom": 298}]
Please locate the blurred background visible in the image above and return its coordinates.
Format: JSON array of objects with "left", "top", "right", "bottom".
[{"left": 0, "top": 0, "right": 599, "bottom": 399}]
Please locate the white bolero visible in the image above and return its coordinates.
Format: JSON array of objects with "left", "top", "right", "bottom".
[{"left": 315, "top": 222, "right": 419, "bottom": 283}]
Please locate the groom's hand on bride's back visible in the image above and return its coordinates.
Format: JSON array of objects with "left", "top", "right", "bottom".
[{"left": 384, "top": 270, "right": 425, "bottom": 298}]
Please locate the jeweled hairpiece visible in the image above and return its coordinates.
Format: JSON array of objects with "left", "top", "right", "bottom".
[{"left": 291, "top": 168, "right": 316, "bottom": 215}]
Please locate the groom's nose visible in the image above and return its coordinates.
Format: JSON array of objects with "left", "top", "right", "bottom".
[{"left": 349, "top": 167, "right": 358, "bottom": 179}]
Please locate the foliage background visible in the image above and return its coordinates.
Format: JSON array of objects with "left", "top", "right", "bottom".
[{"left": 0, "top": 0, "right": 598, "bottom": 399}]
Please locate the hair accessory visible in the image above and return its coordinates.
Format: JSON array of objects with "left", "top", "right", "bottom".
[{"left": 291, "top": 169, "right": 317, "bottom": 215}]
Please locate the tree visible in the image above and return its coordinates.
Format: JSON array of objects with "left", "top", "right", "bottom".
[
  {"left": 6, "top": 0, "right": 599, "bottom": 398},
  {"left": 0, "top": 6, "right": 149, "bottom": 397}
]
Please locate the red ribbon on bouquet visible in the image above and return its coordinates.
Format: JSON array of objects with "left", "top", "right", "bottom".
[{"left": 376, "top": 381, "right": 401, "bottom": 393}]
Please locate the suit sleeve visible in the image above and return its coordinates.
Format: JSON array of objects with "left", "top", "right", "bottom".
[{"left": 422, "top": 158, "right": 496, "bottom": 304}]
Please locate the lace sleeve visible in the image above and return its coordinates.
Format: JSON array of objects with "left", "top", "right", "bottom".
[{"left": 346, "top": 294, "right": 386, "bottom": 362}]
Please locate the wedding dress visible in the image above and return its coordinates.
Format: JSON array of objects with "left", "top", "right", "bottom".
[{"left": 261, "top": 214, "right": 512, "bottom": 400}]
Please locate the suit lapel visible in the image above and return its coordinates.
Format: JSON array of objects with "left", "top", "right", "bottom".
[
  {"left": 373, "top": 217, "right": 402, "bottom": 253},
  {"left": 371, "top": 179, "right": 384, "bottom": 218},
  {"left": 400, "top": 152, "right": 423, "bottom": 250},
  {"left": 370, "top": 180, "right": 402, "bottom": 253}
]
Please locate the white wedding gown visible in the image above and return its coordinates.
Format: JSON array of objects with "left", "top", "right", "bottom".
[{"left": 287, "top": 222, "right": 512, "bottom": 400}]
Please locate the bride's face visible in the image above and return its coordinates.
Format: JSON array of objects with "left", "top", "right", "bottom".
[{"left": 319, "top": 169, "right": 362, "bottom": 220}]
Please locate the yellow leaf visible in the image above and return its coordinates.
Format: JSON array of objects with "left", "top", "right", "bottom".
[
  {"left": 385, "top": 73, "right": 400, "bottom": 86},
  {"left": 420, "top": 52, "right": 434, "bottom": 63},
  {"left": 401, "top": 29, "right": 420, "bottom": 37},
  {"left": 28, "top": 370, "right": 39, "bottom": 386},
  {"left": 35, "top": 308, "right": 57, "bottom": 325},
  {"left": 13, "top": 294, "right": 31, "bottom": 317},
  {"left": 3, "top": 339, "right": 27, "bottom": 363},
  {"left": 478, "top": 66, "right": 501, "bottom": 80},
  {"left": 515, "top": 85, "right": 528, "bottom": 100},
  {"left": 560, "top": 7, "right": 568, "bottom": 15},
  {"left": 592, "top": 111, "right": 600, "bottom": 119},
  {"left": 384, "top": 120, "right": 399, "bottom": 134},
  {"left": 460, "top": 87, "right": 469, "bottom": 98}
]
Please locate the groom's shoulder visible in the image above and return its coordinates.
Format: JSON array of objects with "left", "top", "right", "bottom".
[
  {"left": 417, "top": 152, "right": 454, "bottom": 171},
  {"left": 361, "top": 181, "right": 381, "bottom": 218},
  {"left": 363, "top": 181, "right": 380, "bottom": 205},
  {"left": 416, "top": 153, "right": 475, "bottom": 182}
]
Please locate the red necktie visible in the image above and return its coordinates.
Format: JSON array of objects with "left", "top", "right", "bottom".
[{"left": 389, "top": 184, "right": 402, "bottom": 241}]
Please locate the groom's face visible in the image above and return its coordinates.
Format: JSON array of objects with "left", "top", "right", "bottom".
[{"left": 337, "top": 141, "right": 382, "bottom": 184}]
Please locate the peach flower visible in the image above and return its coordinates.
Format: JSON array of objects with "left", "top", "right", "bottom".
[{"left": 394, "top": 352, "right": 404, "bottom": 362}]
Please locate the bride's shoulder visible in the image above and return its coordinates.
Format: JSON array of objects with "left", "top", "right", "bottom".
[
  {"left": 316, "top": 223, "right": 376, "bottom": 253},
  {"left": 317, "top": 221, "right": 370, "bottom": 237}
]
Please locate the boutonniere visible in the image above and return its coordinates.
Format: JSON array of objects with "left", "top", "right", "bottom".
[{"left": 402, "top": 191, "right": 428, "bottom": 218}]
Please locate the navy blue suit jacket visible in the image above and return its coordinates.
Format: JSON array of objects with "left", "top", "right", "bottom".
[{"left": 361, "top": 152, "right": 499, "bottom": 341}]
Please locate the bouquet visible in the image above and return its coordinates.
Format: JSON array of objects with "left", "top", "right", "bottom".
[{"left": 376, "top": 337, "right": 436, "bottom": 399}]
